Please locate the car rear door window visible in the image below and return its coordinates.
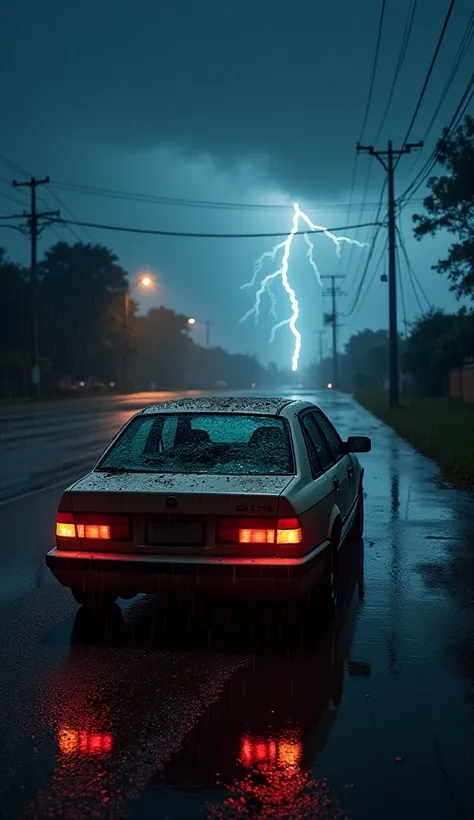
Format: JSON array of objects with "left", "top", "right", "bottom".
[
  {"left": 312, "top": 410, "right": 345, "bottom": 462},
  {"left": 301, "top": 413, "right": 332, "bottom": 473}
]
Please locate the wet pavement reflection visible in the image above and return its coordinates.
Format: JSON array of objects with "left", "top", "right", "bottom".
[{"left": 0, "top": 390, "right": 474, "bottom": 819}]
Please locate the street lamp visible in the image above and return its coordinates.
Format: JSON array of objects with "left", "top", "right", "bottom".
[
  {"left": 121, "top": 273, "right": 155, "bottom": 391},
  {"left": 139, "top": 274, "right": 153, "bottom": 289},
  {"left": 187, "top": 317, "right": 214, "bottom": 347}
]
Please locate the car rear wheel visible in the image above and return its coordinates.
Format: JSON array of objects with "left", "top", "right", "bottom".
[{"left": 71, "top": 589, "right": 118, "bottom": 612}]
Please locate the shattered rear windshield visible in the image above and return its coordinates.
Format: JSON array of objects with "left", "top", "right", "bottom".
[{"left": 96, "top": 413, "right": 295, "bottom": 475}]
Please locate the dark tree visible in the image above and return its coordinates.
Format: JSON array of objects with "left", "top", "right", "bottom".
[
  {"left": 403, "top": 309, "right": 474, "bottom": 396},
  {"left": 413, "top": 115, "right": 474, "bottom": 299},
  {"left": 0, "top": 248, "right": 29, "bottom": 395},
  {"left": 39, "top": 241, "right": 132, "bottom": 383}
]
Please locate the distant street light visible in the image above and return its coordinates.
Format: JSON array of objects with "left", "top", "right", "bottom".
[
  {"left": 187, "top": 316, "right": 214, "bottom": 346},
  {"left": 139, "top": 274, "right": 154, "bottom": 289},
  {"left": 112, "top": 273, "right": 156, "bottom": 391}
]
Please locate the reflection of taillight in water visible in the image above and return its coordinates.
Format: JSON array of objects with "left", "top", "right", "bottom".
[
  {"left": 208, "top": 730, "right": 342, "bottom": 819},
  {"left": 239, "top": 733, "right": 302, "bottom": 773},
  {"left": 58, "top": 727, "right": 113, "bottom": 756}
]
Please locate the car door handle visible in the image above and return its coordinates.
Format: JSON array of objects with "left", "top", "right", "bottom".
[
  {"left": 346, "top": 464, "right": 353, "bottom": 475},
  {"left": 332, "top": 478, "right": 340, "bottom": 490}
]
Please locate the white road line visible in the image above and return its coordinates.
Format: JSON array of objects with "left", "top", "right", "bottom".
[{"left": 0, "top": 479, "right": 70, "bottom": 508}]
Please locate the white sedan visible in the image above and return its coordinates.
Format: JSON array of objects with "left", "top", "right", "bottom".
[{"left": 46, "top": 396, "right": 371, "bottom": 612}]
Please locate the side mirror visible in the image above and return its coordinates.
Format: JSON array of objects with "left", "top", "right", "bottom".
[{"left": 345, "top": 435, "right": 371, "bottom": 453}]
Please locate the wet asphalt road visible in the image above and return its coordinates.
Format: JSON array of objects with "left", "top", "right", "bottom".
[{"left": 0, "top": 389, "right": 474, "bottom": 819}]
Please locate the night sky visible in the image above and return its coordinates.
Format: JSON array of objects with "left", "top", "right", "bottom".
[{"left": 1, "top": 0, "right": 472, "bottom": 369}]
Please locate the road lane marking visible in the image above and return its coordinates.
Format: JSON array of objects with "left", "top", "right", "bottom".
[{"left": 0, "top": 479, "right": 72, "bottom": 507}]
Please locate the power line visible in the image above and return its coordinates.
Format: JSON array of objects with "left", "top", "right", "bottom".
[
  {"left": 45, "top": 187, "right": 93, "bottom": 243},
  {"left": 0, "top": 153, "right": 30, "bottom": 178},
  {"left": 51, "top": 217, "right": 382, "bottom": 240},
  {"left": 342, "top": 222, "right": 384, "bottom": 317},
  {"left": 342, "top": 182, "right": 387, "bottom": 308},
  {"left": 396, "top": 226, "right": 432, "bottom": 312},
  {"left": 0, "top": 188, "right": 26, "bottom": 209},
  {"left": 340, "top": 162, "right": 375, "bottom": 286},
  {"left": 340, "top": 0, "right": 409, "bottom": 284},
  {"left": 337, "top": 0, "right": 388, "bottom": 280},
  {"left": 50, "top": 179, "right": 410, "bottom": 212},
  {"left": 404, "top": 7, "right": 474, "bottom": 179},
  {"left": 395, "top": 243, "right": 409, "bottom": 332},
  {"left": 416, "top": 8, "right": 474, "bottom": 152},
  {"left": 358, "top": 0, "right": 387, "bottom": 142},
  {"left": 398, "top": 71, "right": 474, "bottom": 206},
  {"left": 348, "top": 234, "right": 388, "bottom": 324},
  {"left": 396, "top": 0, "right": 457, "bottom": 164},
  {"left": 374, "top": 0, "right": 418, "bottom": 142}
]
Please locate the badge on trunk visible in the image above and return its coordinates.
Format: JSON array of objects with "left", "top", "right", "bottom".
[{"left": 165, "top": 496, "right": 178, "bottom": 509}]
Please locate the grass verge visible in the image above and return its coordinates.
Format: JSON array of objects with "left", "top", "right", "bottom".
[{"left": 355, "top": 390, "right": 474, "bottom": 493}]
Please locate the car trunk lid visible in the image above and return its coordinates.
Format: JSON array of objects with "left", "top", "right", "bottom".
[{"left": 68, "top": 471, "right": 295, "bottom": 557}]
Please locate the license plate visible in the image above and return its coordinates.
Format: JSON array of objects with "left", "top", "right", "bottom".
[{"left": 146, "top": 520, "right": 205, "bottom": 546}]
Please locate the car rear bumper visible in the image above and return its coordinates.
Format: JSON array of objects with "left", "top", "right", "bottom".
[{"left": 45, "top": 544, "right": 328, "bottom": 601}]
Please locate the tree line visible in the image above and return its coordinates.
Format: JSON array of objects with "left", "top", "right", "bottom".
[
  {"left": 309, "top": 310, "right": 474, "bottom": 397},
  {"left": 0, "top": 241, "right": 276, "bottom": 398}
]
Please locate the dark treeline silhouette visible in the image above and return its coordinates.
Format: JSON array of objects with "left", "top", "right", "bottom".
[
  {"left": 0, "top": 241, "right": 282, "bottom": 398},
  {"left": 307, "top": 311, "right": 474, "bottom": 397}
]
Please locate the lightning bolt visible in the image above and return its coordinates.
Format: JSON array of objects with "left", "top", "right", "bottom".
[{"left": 240, "top": 202, "right": 369, "bottom": 371}]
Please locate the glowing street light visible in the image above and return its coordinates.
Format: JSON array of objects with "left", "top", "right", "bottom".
[
  {"left": 138, "top": 274, "right": 153, "bottom": 288},
  {"left": 119, "top": 273, "right": 156, "bottom": 390},
  {"left": 187, "top": 316, "right": 214, "bottom": 346},
  {"left": 136, "top": 272, "right": 155, "bottom": 289}
]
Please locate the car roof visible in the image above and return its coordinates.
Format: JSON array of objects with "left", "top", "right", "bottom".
[{"left": 140, "top": 396, "right": 315, "bottom": 416}]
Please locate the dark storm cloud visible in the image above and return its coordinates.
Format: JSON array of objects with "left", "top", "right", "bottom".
[
  {"left": 2, "top": 0, "right": 469, "bottom": 197},
  {"left": 1, "top": 0, "right": 395, "bottom": 196}
]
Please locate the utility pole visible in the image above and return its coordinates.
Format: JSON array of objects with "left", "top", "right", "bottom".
[
  {"left": 356, "top": 140, "right": 422, "bottom": 408},
  {"left": 317, "top": 330, "right": 324, "bottom": 364},
  {"left": 12, "top": 176, "right": 59, "bottom": 399},
  {"left": 123, "top": 288, "right": 129, "bottom": 391},
  {"left": 321, "top": 275, "right": 344, "bottom": 388},
  {"left": 204, "top": 320, "right": 214, "bottom": 347}
]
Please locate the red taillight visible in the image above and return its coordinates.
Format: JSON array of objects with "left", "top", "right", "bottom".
[
  {"left": 240, "top": 526, "right": 275, "bottom": 544},
  {"left": 217, "top": 517, "right": 302, "bottom": 545},
  {"left": 55, "top": 512, "right": 130, "bottom": 541}
]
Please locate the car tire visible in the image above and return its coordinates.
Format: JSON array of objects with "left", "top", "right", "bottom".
[
  {"left": 350, "top": 488, "right": 364, "bottom": 539},
  {"left": 319, "top": 543, "right": 339, "bottom": 614},
  {"left": 71, "top": 589, "right": 118, "bottom": 612}
]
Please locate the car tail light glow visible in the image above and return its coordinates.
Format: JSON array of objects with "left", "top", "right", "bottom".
[
  {"left": 276, "top": 517, "right": 303, "bottom": 544},
  {"left": 217, "top": 516, "right": 302, "bottom": 546},
  {"left": 76, "top": 523, "right": 110, "bottom": 540},
  {"left": 239, "top": 526, "right": 275, "bottom": 544},
  {"left": 55, "top": 512, "right": 130, "bottom": 542},
  {"left": 56, "top": 513, "right": 76, "bottom": 539}
]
